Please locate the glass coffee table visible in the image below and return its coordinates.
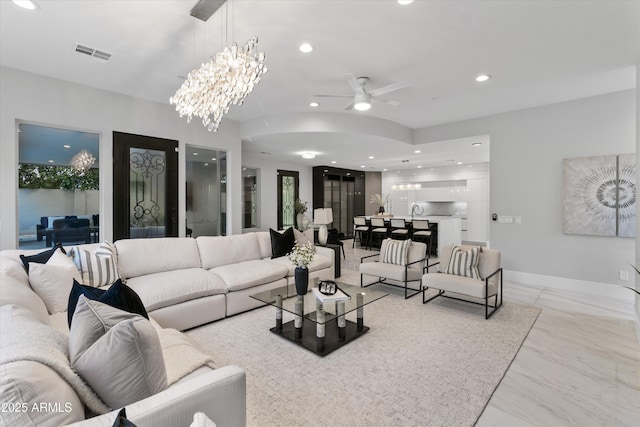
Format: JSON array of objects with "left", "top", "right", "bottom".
[{"left": 250, "top": 282, "right": 388, "bottom": 356}]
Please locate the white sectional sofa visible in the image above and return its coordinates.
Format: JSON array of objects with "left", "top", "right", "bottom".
[{"left": 0, "top": 230, "right": 334, "bottom": 426}]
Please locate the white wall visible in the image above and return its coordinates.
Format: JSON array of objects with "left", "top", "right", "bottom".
[
  {"left": 241, "top": 153, "right": 312, "bottom": 231},
  {"left": 414, "top": 90, "right": 636, "bottom": 288},
  {"left": 0, "top": 66, "right": 243, "bottom": 250}
]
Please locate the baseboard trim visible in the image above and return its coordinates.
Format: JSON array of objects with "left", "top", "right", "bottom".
[{"left": 504, "top": 269, "right": 636, "bottom": 303}]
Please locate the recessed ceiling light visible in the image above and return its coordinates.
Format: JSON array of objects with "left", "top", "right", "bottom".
[
  {"left": 324, "top": 169, "right": 328, "bottom": 172},
  {"left": 360, "top": 165, "right": 365, "bottom": 168},
  {"left": 204, "top": 163, "right": 209, "bottom": 166},
  {"left": 193, "top": 152, "right": 198, "bottom": 156},
  {"left": 48, "top": 160, "right": 54, "bottom": 163},
  {"left": 346, "top": 173, "right": 351, "bottom": 176},
  {"left": 242, "top": 167, "right": 247, "bottom": 171},
  {"left": 472, "top": 142, "right": 482, "bottom": 146},
  {"left": 299, "top": 43, "right": 313, "bottom": 53},
  {"left": 331, "top": 160, "right": 336, "bottom": 164},
  {"left": 368, "top": 156, "right": 374, "bottom": 159},
  {"left": 212, "top": 157, "right": 216, "bottom": 161},
  {"left": 417, "top": 165, "right": 422, "bottom": 168},
  {"left": 63, "top": 145, "right": 71, "bottom": 149},
  {"left": 414, "top": 150, "right": 421, "bottom": 154},
  {"left": 12, "top": 0, "right": 38, "bottom": 10},
  {"left": 475, "top": 74, "right": 491, "bottom": 82},
  {"left": 457, "top": 162, "right": 463, "bottom": 165},
  {"left": 383, "top": 168, "right": 388, "bottom": 171},
  {"left": 309, "top": 102, "right": 319, "bottom": 107},
  {"left": 301, "top": 152, "right": 316, "bottom": 159},
  {"left": 397, "top": 0, "right": 414, "bottom": 5}
]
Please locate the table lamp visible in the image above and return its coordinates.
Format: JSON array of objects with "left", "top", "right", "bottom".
[{"left": 314, "top": 208, "right": 333, "bottom": 245}]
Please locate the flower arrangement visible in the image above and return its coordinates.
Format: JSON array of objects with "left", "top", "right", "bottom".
[
  {"left": 288, "top": 242, "right": 315, "bottom": 269},
  {"left": 370, "top": 193, "right": 389, "bottom": 207},
  {"left": 294, "top": 198, "right": 308, "bottom": 215}
]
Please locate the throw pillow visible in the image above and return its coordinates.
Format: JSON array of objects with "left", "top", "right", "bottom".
[
  {"left": 70, "top": 296, "right": 167, "bottom": 409},
  {"left": 112, "top": 408, "right": 137, "bottom": 427},
  {"left": 190, "top": 412, "right": 217, "bottom": 427},
  {"left": 19, "top": 243, "right": 66, "bottom": 273},
  {"left": 70, "top": 241, "right": 120, "bottom": 288},
  {"left": 67, "top": 279, "right": 148, "bottom": 327},
  {"left": 443, "top": 246, "right": 481, "bottom": 280},
  {"left": 28, "top": 257, "right": 82, "bottom": 314},
  {"left": 381, "top": 239, "right": 411, "bottom": 266},
  {"left": 293, "top": 228, "right": 315, "bottom": 250},
  {"left": 270, "top": 227, "right": 295, "bottom": 258}
]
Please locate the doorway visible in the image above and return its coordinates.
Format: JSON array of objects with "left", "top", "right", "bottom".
[
  {"left": 113, "top": 131, "right": 178, "bottom": 241},
  {"left": 277, "top": 170, "right": 299, "bottom": 230}
]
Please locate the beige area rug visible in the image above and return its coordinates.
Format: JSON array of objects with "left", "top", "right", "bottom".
[{"left": 186, "top": 289, "right": 541, "bottom": 427}]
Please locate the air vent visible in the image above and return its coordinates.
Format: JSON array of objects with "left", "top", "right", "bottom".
[{"left": 74, "top": 44, "right": 112, "bottom": 62}]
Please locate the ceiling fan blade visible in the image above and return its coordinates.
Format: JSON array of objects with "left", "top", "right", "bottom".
[
  {"left": 344, "top": 102, "right": 355, "bottom": 111},
  {"left": 314, "top": 94, "right": 353, "bottom": 98},
  {"left": 369, "top": 80, "right": 411, "bottom": 97},
  {"left": 372, "top": 98, "right": 400, "bottom": 106},
  {"left": 344, "top": 73, "right": 365, "bottom": 94}
]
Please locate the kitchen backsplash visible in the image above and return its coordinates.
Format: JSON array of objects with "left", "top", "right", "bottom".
[{"left": 411, "top": 201, "right": 467, "bottom": 217}]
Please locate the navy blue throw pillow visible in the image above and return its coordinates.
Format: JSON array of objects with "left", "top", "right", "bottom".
[
  {"left": 67, "top": 279, "right": 148, "bottom": 327},
  {"left": 112, "top": 408, "right": 137, "bottom": 427},
  {"left": 270, "top": 227, "right": 295, "bottom": 259},
  {"left": 20, "top": 243, "right": 66, "bottom": 273}
]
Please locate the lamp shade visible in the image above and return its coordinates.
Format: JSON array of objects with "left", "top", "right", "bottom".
[{"left": 313, "top": 208, "right": 333, "bottom": 225}]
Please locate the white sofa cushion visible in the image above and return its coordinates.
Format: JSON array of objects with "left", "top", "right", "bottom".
[
  {"left": 0, "top": 276, "right": 49, "bottom": 324},
  {"left": 255, "top": 231, "right": 272, "bottom": 259},
  {"left": 360, "top": 261, "right": 424, "bottom": 282},
  {"left": 209, "top": 260, "right": 289, "bottom": 291},
  {"left": 197, "top": 234, "right": 261, "bottom": 269},
  {"left": 0, "top": 253, "right": 30, "bottom": 286},
  {"left": 0, "top": 361, "right": 85, "bottom": 426},
  {"left": 423, "top": 272, "right": 497, "bottom": 298},
  {"left": 70, "top": 296, "right": 167, "bottom": 409},
  {"left": 267, "top": 253, "right": 332, "bottom": 276},
  {"left": 125, "top": 268, "right": 228, "bottom": 312},
  {"left": 115, "top": 238, "right": 201, "bottom": 279}
]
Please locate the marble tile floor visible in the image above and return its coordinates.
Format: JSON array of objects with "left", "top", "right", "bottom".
[{"left": 339, "top": 239, "right": 640, "bottom": 427}]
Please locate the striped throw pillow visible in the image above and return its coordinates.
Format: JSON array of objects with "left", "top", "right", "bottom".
[
  {"left": 443, "top": 246, "right": 481, "bottom": 280},
  {"left": 70, "top": 241, "right": 120, "bottom": 287},
  {"left": 381, "top": 239, "right": 411, "bottom": 266}
]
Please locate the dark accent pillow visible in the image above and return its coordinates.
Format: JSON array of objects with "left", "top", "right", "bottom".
[
  {"left": 67, "top": 279, "right": 148, "bottom": 327},
  {"left": 20, "top": 243, "right": 66, "bottom": 273},
  {"left": 112, "top": 408, "right": 137, "bottom": 427},
  {"left": 270, "top": 227, "right": 295, "bottom": 259}
]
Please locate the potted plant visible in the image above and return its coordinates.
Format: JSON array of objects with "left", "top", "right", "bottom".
[
  {"left": 294, "top": 198, "right": 310, "bottom": 231},
  {"left": 288, "top": 242, "right": 315, "bottom": 295},
  {"left": 370, "top": 193, "right": 389, "bottom": 214}
]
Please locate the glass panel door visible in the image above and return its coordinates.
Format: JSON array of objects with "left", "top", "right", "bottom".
[
  {"left": 186, "top": 147, "right": 227, "bottom": 237},
  {"left": 277, "top": 170, "right": 299, "bottom": 230},
  {"left": 243, "top": 167, "right": 259, "bottom": 229},
  {"left": 129, "top": 148, "right": 166, "bottom": 238}
]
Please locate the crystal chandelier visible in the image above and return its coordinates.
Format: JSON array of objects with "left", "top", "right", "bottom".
[
  {"left": 170, "top": 37, "right": 267, "bottom": 132},
  {"left": 70, "top": 149, "right": 96, "bottom": 172}
]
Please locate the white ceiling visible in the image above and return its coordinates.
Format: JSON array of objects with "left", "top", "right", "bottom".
[{"left": 1, "top": 0, "right": 638, "bottom": 171}]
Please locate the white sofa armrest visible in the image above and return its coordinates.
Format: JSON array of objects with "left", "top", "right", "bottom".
[
  {"left": 314, "top": 245, "right": 335, "bottom": 278},
  {"left": 65, "top": 366, "right": 246, "bottom": 427}
]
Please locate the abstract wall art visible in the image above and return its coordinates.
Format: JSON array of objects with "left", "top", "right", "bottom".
[{"left": 563, "top": 154, "right": 636, "bottom": 237}]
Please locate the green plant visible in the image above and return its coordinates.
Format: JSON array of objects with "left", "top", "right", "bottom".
[
  {"left": 288, "top": 242, "right": 315, "bottom": 268},
  {"left": 18, "top": 163, "right": 99, "bottom": 190},
  {"left": 294, "top": 198, "right": 308, "bottom": 215}
]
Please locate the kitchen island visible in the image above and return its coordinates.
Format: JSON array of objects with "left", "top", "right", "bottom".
[{"left": 362, "top": 215, "right": 462, "bottom": 256}]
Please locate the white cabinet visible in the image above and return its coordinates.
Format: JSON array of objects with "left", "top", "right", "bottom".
[{"left": 466, "top": 178, "right": 487, "bottom": 202}]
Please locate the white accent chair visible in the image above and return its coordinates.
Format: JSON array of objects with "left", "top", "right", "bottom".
[
  {"left": 360, "top": 239, "right": 427, "bottom": 299},
  {"left": 421, "top": 244, "right": 503, "bottom": 319}
]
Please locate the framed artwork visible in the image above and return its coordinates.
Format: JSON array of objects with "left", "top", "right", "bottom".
[{"left": 563, "top": 154, "right": 636, "bottom": 237}]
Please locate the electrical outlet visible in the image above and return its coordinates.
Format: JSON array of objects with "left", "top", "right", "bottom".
[{"left": 620, "top": 270, "right": 629, "bottom": 281}]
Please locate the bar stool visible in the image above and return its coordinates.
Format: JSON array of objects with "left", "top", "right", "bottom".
[
  {"left": 411, "top": 219, "right": 432, "bottom": 256},
  {"left": 353, "top": 217, "right": 370, "bottom": 248},
  {"left": 368, "top": 217, "right": 389, "bottom": 249},
  {"left": 390, "top": 218, "right": 410, "bottom": 240}
]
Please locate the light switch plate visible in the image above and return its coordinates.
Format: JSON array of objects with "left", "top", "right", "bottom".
[{"left": 498, "top": 215, "right": 514, "bottom": 224}]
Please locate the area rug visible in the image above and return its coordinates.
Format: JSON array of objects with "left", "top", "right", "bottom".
[{"left": 186, "top": 290, "right": 541, "bottom": 427}]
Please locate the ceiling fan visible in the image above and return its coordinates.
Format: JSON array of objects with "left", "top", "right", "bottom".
[{"left": 314, "top": 73, "right": 411, "bottom": 111}]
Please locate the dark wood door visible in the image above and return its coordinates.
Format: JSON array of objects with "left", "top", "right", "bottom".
[
  {"left": 113, "top": 131, "right": 179, "bottom": 241},
  {"left": 277, "top": 170, "right": 299, "bottom": 230}
]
